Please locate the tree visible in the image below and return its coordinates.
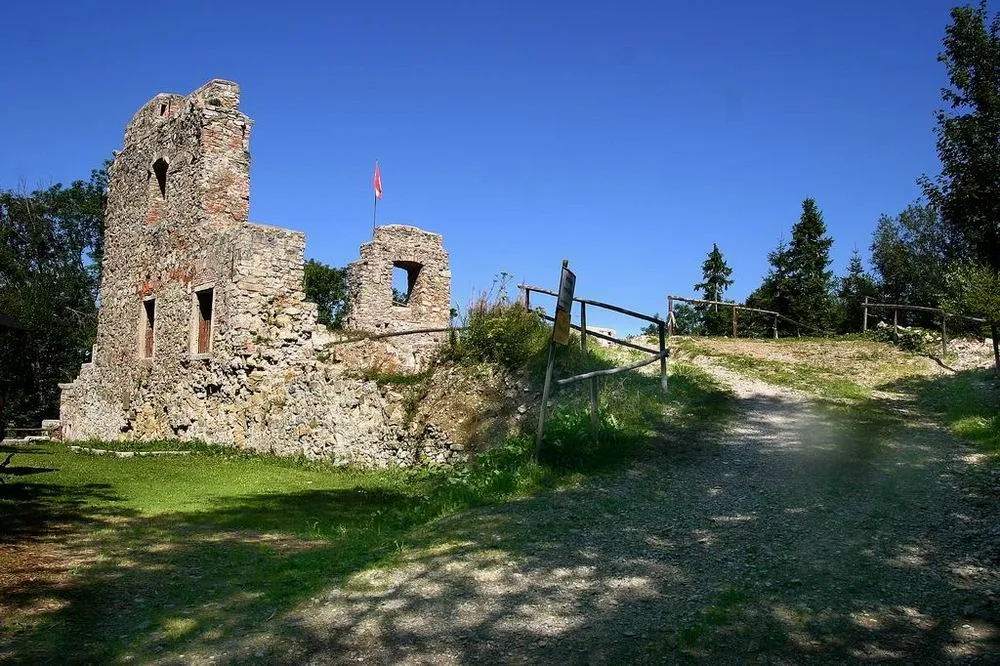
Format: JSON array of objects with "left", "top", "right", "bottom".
[
  {"left": 746, "top": 238, "right": 792, "bottom": 324},
  {"left": 302, "top": 259, "right": 349, "bottom": 328},
  {"left": 0, "top": 165, "right": 107, "bottom": 425},
  {"left": 694, "top": 243, "right": 734, "bottom": 303},
  {"left": 921, "top": 1, "right": 1000, "bottom": 270},
  {"left": 785, "top": 198, "right": 835, "bottom": 331},
  {"left": 694, "top": 243, "right": 735, "bottom": 336},
  {"left": 671, "top": 304, "right": 700, "bottom": 335},
  {"left": 836, "top": 249, "right": 878, "bottom": 332},
  {"left": 942, "top": 262, "right": 1000, "bottom": 373},
  {"left": 870, "top": 203, "right": 952, "bottom": 313}
]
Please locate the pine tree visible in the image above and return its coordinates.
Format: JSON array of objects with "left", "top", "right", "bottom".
[
  {"left": 694, "top": 243, "right": 735, "bottom": 303},
  {"left": 746, "top": 238, "right": 792, "bottom": 319},
  {"left": 785, "top": 198, "right": 835, "bottom": 330},
  {"left": 694, "top": 243, "right": 734, "bottom": 335},
  {"left": 836, "top": 249, "right": 877, "bottom": 332}
]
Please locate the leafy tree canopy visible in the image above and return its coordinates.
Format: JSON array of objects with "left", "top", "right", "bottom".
[
  {"left": 302, "top": 259, "right": 349, "bottom": 329},
  {"left": 0, "top": 165, "right": 108, "bottom": 425}
]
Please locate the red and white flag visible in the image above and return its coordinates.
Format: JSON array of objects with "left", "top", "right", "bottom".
[{"left": 372, "top": 161, "right": 383, "bottom": 200}]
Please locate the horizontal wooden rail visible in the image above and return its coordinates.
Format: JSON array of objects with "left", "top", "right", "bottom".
[
  {"left": 520, "top": 284, "right": 664, "bottom": 325},
  {"left": 556, "top": 350, "right": 670, "bottom": 386},
  {"left": 668, "top": 294, "right": 835, "bottom": 336},
  {"left": 327, "top": 326, "right": 464, "bottom": 345},
  {"left": 668, "top": 295, "right": 778, "bottom": 317},
  {"left": 539, "top": 314, "right": 659, "bottom": 354},
  {"left": 866, "top": 302, "right": 987, "bottom": 323}
]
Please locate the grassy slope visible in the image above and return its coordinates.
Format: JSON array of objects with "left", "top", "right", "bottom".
[
  {"left": 0, "top": 344, "right": 731, "bottom": 662},
  {"left": 673, "top": 335, "right": 1000, "bottom": 455}
]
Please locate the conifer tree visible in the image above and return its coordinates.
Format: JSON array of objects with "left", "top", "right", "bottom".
[
  {"left": 836, "top": 249, "right": 877, "bottom": 332},
  {"left": 785, "top": 198, "right": 835, "bottom": 330},
  {"left": 694, "top": 243, "right": 735, "bottom": 335}
]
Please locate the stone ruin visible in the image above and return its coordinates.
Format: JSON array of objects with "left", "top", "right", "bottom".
[{"left": 58, "top": 79, "right": 461, "bottom": 467}]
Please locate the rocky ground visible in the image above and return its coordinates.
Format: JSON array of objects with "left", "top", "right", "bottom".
[{"left": 181, "top": 350, "right": 999, "bottom": 664}]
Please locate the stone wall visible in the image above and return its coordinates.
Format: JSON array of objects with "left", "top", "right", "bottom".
[
  {"left": 58, "top": 80, "right": 464, "bottom": 467},
  {"left": 345, "top": 225, "right": 451, "bottom": 371}
]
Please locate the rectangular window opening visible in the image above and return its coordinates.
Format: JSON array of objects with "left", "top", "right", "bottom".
[
  {"left": 196, "top": 288, "right": 214, "bottom": 354},
  {"left": 392, "top": 262, "right": 421, "bottom": 306},
  {"left": 142, "top": 299, "right": 155, "bottom": 359}
]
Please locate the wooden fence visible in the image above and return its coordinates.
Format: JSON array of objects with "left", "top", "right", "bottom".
[
  {"left": 520, "top": 284, "right": 669, "bottom": 391},
  {"left": 666, "top": 295, "right": 834, "bottom": 338},
  {"left": 862, "top": 298, "right": 987, "bottom": 355},
  {"left": 520, "top": 283, "right": 669, "bottom": 448}
]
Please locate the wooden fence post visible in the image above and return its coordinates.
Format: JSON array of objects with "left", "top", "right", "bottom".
[
  {"left": 658, "top": 321, "right": 668, "bottom": 393},
  {"left": 863, "top": 296, "right": 869, "bottom": 333},
  {"left": 589, "top": 376, "right": 600, "bottom": 444},
  {"left": 773, "top": 313, "right": 779, "bottom": 339},
  {"left": 893, "top": 309, "right": 899, "bottom": 341},
  {"left": 667, "top": 296, "right": 674, "bottom": 336},
  {"left": 941, "top": 311, "right": 948, "bottom": 355},
  {"left": 580, "top": 301, "right": 588, "bottom": 353},
  {"left": 732, "top": 306, "right": 738, "bottom": 338}
]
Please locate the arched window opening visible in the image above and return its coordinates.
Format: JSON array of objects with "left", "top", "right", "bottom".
[{"left": 152, "top": 158, "right": 168, "bottom": 199}]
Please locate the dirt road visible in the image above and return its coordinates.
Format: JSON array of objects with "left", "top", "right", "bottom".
[{"left": 205, "top": 361, "right": 999, "bottom": 664}]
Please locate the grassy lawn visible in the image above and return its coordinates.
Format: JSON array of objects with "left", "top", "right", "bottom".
[{"left": 0, "top": 353, "right": 731, "bottom": 663}]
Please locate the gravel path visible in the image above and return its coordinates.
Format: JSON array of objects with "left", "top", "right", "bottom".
[{"left": 203, "top": 361, "right": 999, "bottom": 664}]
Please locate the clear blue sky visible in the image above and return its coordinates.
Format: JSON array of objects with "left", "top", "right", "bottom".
[{"left": 0, "top": 0, "right": 964, "bottom": 332}]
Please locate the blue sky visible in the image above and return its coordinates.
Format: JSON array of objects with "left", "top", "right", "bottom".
[{"left": 0, "top": 0, "right": 963, "bottom": 332}]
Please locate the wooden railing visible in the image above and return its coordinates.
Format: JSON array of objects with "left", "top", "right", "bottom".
[
  {"left": 667, "top": 295, "right": 835, "bottom": 338},
  {"left": 520, "top": 284, "right": 669, "bottom": 391},
  {"left": 863, "top": 298, "right": 987, "bottom": 354}
]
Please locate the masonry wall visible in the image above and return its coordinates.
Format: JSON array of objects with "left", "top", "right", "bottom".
[
  {"left": 59, "top": 80, "right": 464, "bottom": 467},
  {"left": 345, "top": 224, "right": 451, "bottom": 370}
]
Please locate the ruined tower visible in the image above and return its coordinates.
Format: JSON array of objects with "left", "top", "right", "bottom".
[
  {"left": 345, "top": 225, "right": 451, "bottom": 369},
  {"left": 58, "top": 80, "right": 459, "bottom": 466}
]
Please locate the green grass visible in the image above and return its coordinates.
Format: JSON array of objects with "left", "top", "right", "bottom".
[
  {"left": 884, "top": 369, "right": 1000, "bottom": 455},
  {"left": 0, "top": 438, "right": 565, "bottom": 661},
  {"left": 716, "top": 354, "right": 871, "bottom": 401},
  {"left": 0, "top": 349, "right": 732, "bottom": 663}
]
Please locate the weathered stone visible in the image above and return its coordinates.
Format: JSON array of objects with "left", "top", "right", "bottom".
[{"left": 57, "top": 79, "right": 464, "bottom": 468}]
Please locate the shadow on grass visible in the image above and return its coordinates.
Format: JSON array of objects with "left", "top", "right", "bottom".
[
  {"left": 879, "top": 368, "right": 1000, "bottom": 455},
  {"left": 0, "top": 480, "right": 125, "bottom": 545},
  {"left": 1, "top": 355, "right": 737, "bottom": 663}
]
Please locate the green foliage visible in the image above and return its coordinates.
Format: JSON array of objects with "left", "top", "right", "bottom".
[
  {"left": 693, "top": 243, "right": 736, "bottom": 336},
  {"left": 450, "top": 289, "right": 549, "bottom": 371},
  {"left": 869, "top": 323, "right": 931, "bottom": 353},
  {"left": 836, "top": 249, "right": 878, "bottom": 333},
  {"left": 869, "top": 203, "right": 952, "bottom": 321},
  {"left": 747, "top": 238, "right": 792, "bottom": 324},
  {"left": 785, "top": 198, "right": 835, "bottom": 330},
  {"left": 302, "top": 259, "right": 349, "bottom": 328},
  {"left": 750, "top": 200, "right": 835, "bottom": 333},
  {"left": 356, "top": 367, "right": 432, "bottom": 386},
  {"left": 671, "top": 303, "right": 701, "bottom": 335},
  {"left": 942, "top": 262, "right": 1000, "bottom": 324},
  {"left": 0, "top": 164, "right": 108, "bottom": 425},
  {"left": 921, "top": 1, "right": 1000, "bottom": 270}
]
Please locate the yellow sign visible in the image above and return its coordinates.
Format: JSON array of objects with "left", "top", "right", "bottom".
[{"left": 553, "top": 309, "right": 571, "bottom": 346}]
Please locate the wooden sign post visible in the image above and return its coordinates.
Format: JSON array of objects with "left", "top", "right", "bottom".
[{"left": 535, "top": 259, "right": 575, "bottom": 459}]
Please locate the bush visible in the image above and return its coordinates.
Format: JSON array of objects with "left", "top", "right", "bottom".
[
  {"left": 870, "top": 321, "right": 933, "bottom": 353},
  {"left": 451, "top": 293, "right": 549, "bottom": 371}
]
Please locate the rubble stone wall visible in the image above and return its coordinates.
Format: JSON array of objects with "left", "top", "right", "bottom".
[
  {"left": 345, "top": 225, "right": 451, "bottom": 371},
  {"left": 58, "top": 80, "right": 465, "bottom": 467}
]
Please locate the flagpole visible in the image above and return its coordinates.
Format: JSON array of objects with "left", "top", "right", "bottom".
[{"left": 372, "top": 193, "right": 377, "bottom": 235}]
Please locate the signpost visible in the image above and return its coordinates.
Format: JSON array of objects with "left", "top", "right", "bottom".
[{"left": 535, "top": 259, "right": 575, "bottom": 459}]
